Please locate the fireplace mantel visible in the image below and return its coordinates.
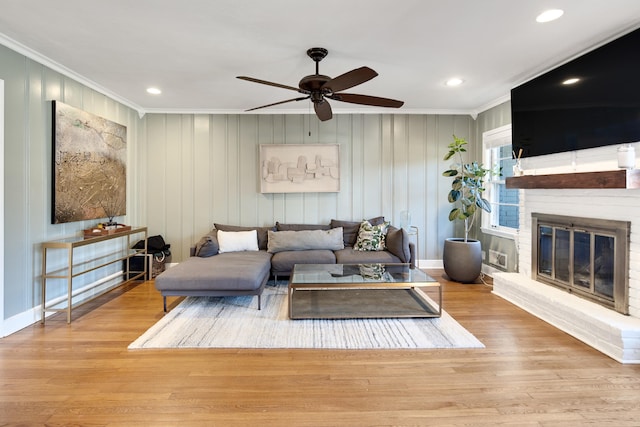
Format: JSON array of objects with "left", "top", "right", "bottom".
[{"left": 506, "top": 169, "right": 640, "bottom": 189}]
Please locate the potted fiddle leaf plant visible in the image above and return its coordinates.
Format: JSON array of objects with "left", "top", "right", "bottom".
[{"left": 442, "top": 135, "right": 499, "bottom": 282}]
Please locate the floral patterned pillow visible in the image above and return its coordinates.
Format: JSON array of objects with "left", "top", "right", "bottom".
[{"left": 354, "top": 220, "right": 390, "bottom": 251}]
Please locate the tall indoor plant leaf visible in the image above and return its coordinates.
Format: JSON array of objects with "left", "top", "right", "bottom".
[{"left": 442, "top": 135, "right": 499, "bottom": 242}]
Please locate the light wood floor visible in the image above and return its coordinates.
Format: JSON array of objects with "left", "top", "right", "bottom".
[{"left": 1, "top": 270, "right": 640, "bottom": 426}]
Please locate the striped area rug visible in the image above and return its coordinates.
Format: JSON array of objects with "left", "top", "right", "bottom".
[{"left": 129, "top": 285, "right": 484, "bottom": 350}]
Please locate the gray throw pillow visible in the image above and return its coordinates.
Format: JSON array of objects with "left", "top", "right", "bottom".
[
  {"left": 276, "top": 222, "right": 330, "bottom": 231},
  {"left": 267, "top": 228, "right": 344, "bottom": 253},
  {"left": 195, "top": 230, "right": 219, "bottom": 257}
]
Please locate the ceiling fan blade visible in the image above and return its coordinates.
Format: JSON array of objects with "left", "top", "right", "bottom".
[
  {"left": 314, "top": 100, "right": 333, "bottom": 121},
  {"left": 329, "top": 93, "right": 404, "bottom": 108},
  {"left": 323, "top": 67, "right": 378, "bottom": 93},
  {"left": 237, "top": 76, "right": 304, "bottom": 93},
  {"left": 245, "top": 96, "right": 309, "bottom": 112}
]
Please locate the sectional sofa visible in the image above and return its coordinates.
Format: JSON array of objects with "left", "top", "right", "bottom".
[{"left": 154, "top": 217, "right": 416, "bottom": 311}]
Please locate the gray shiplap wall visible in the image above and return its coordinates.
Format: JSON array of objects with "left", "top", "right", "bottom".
[
  {"left": 1, "top": 44, "right": 142, "bottom": 323},
  {"left": 141, "top": 113, "right": 474, "bottom": 263}
]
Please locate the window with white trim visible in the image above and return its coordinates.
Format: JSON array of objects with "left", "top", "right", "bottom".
[{"left": 482, "top": 124, "right": 519, "bottom": 238}]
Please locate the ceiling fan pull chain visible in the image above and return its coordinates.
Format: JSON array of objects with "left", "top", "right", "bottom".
[{"left": 308, "top": 100, "right": 312, "bottom": 136}]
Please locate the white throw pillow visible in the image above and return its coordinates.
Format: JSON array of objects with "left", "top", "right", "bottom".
[{"left": 217, "top": 230, "right": 259, "bottom": 253}]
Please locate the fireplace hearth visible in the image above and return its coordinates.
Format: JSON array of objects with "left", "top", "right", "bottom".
[{"left": 532, "top": 213, "right": 630, "bottom": 314}]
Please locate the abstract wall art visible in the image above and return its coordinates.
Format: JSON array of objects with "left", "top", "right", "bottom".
[{"left": 52, "top": 101, "right": 127, "bottom": 224}]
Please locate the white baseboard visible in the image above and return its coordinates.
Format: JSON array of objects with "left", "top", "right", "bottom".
[
  {"left": 419, "top": 259, "right": 443, "bottom": 269},
  {"left": 1, "top": 307, "right": 43, "bottom": 337},
  {"left": 418, "top": 260, "right": 503, "bottom": 272},
  {"left": 1, "top": 271, "right": 129, "bottom": 338}
]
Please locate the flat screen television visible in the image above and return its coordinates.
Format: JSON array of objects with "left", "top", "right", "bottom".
[{"left": 511, "top": 28, "right": 640, "bottom": 158}]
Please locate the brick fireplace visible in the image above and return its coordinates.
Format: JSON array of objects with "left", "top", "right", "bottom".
[{"left": 492, "top": 146, "right": 640, "bottom": 363}]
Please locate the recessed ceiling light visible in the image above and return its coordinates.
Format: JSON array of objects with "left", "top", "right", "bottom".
[
  {"left": 146, "top": 87, "right": 162, "bottom": 95},
  {"left": 446, "top": 78, "right": 464, "bottom": 87},
  {"left": 536, "top": 9, "right": 564, "bottom": 23},
  {"left": 562, "top": 78, "right": 580, "bottom": 85}
]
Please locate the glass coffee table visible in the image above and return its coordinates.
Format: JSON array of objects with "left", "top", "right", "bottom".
[{"left": 288, "top": 263, "right": 441, "bottom": 319}]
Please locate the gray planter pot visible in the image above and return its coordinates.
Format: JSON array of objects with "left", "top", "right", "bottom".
[{"left": 443, "top": 238, "right": 482, "bottom": 283}]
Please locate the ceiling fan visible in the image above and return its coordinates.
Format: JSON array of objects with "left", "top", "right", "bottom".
[{"left": 237, "top": 47, "right": 404, "bottom": 121}]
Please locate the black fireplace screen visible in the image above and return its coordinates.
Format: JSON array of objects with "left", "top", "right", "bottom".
[{"left": 533, "top": 214, "right": 629, "bottom": 314}]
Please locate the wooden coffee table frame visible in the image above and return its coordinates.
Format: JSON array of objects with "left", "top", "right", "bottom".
[{"left": 287, "top": 263, "right": 441, "bottom": 319}]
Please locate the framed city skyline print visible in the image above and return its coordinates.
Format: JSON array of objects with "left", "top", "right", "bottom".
[{"left": 259, "top": 144, "right": 340, "bottom": 193}]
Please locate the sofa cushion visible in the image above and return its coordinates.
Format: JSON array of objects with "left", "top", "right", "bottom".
[
  {"left": 214, "top": 223, "right": 275, "bottom": 250},
  {"left": 195, "top": 230, "right": 219, "bottom": 257},
  {"left": 276, "top": 222, "right": 330, "bottom": 231},
  {"left": 217, "top": 230, "right": 259, "bottom": 253},
  {"left": 267, "top": 228, "right": 344, "bottom": 253},
  {"left": 354, "top": 220, "right": 390, "bottom": 251},
  {"left": 330, "top": 216, "right": 385, "bottom": 247},
  {"left": 155, "top": 251, "right": 272, "bottom": 292},
  {"left": 270, "top": 249, "right": 336, "bottom": 274},
  {"left": 385, "top": 226, "right": 411, "bottom": 263},
  {"left": 334, "top": 247, "right": 402, "bottom": 265}
]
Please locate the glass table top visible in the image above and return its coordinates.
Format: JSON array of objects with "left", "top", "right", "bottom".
[{"left": 290, "top": 263, "right": 435, "bottom": 285}]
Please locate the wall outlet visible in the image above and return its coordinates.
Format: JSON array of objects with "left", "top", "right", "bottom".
[{"left": 489, "top": 249, "right": 508, "bottom": 269}]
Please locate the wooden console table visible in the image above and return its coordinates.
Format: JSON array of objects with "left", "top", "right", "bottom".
[{"left": 41, "top": 226, "right": 148, "bottom": 324}]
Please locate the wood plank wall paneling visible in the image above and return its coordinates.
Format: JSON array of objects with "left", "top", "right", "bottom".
[
  {"left": 142, "top": 113, "right": 473, "bottom": 262},
  {"left": 1, "top": 44, "right": 142, "bottom": 322},
  {"left": 4, "top": 47, "right": 30, "bottom": 315}
]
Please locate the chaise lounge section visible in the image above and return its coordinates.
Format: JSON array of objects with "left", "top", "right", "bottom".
[{"left": 154, "top": 250, "right": 272, "bottom": 311}]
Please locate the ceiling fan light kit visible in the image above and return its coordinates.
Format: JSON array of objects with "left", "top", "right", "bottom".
[{"left": 237, "top": 47, "right": 404, "bottom": 121}]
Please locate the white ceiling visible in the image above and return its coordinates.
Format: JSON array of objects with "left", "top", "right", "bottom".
[{"left": 1, "top": 0, "right": 639, "bottom": 116}]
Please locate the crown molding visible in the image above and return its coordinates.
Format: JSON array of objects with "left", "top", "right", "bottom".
[
  {"left": 141, "top": 107, "right": 477, "bottom": 117},
  {"left": 471, "top": 94, "right": 511, "bottom": 119},
  {"left": 0, "top": 33, "right": 144, "bottom": 115}
]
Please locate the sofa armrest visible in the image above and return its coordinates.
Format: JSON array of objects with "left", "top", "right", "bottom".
[
  {"left": 409, "top": 242, "right": 416, "bottom": 269},
  {"left": 385, "top": 226, "right": 415, "bottom": 266}
]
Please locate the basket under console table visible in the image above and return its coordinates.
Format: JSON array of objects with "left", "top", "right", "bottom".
[{"left": 41, "top": 226, "right": 148, "bottom": 324}]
